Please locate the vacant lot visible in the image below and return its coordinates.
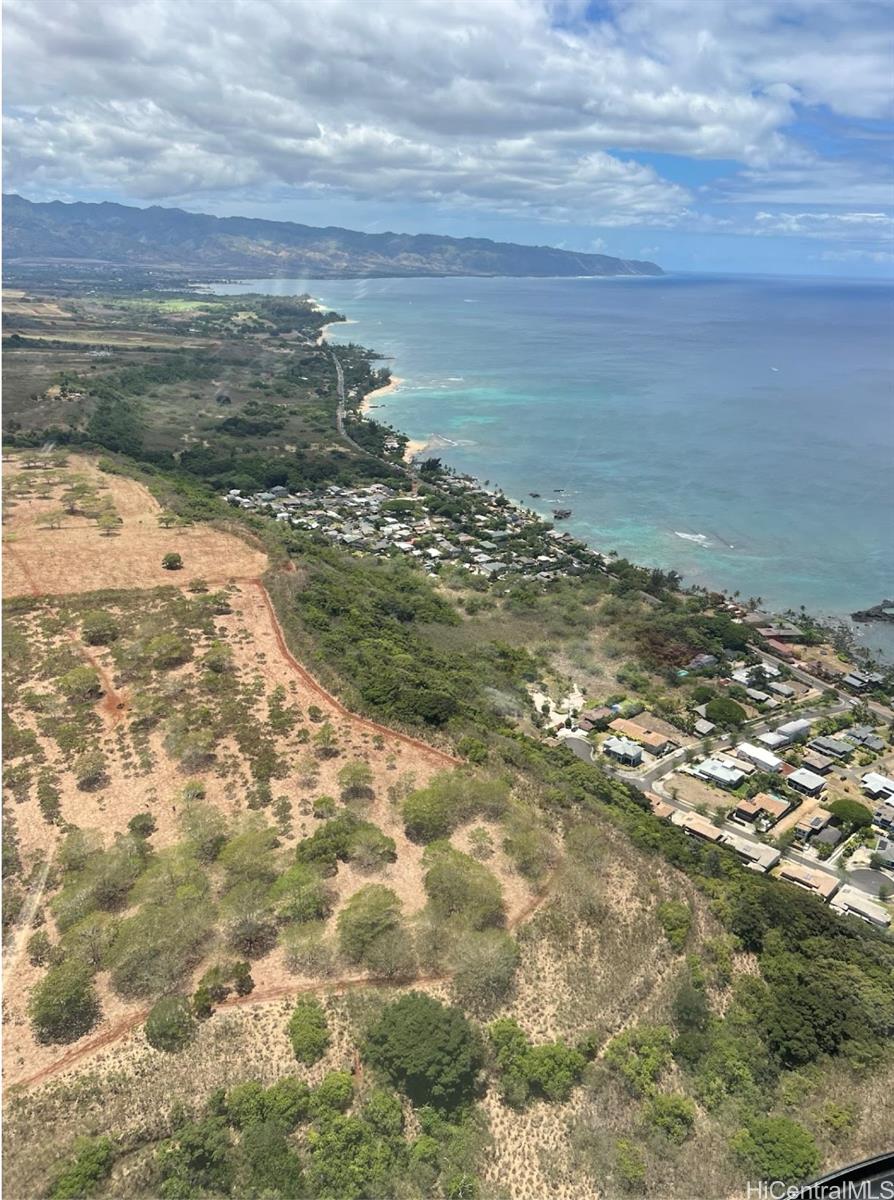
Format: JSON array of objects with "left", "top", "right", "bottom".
[{"left": 3, "top": 453, "right": 267, "bottom": 596}]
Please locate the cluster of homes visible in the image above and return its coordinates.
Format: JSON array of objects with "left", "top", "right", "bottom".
[{"left": 227, "top": 480, "right": 603, "bottom": 580}]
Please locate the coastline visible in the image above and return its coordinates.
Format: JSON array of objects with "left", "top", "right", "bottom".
[{"left": 360, "top": 375, "right": 405, "bottom": 413}]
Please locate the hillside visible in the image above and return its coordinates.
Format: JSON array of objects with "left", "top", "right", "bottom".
[{"left": 2, "top": 194, "right": 663, "bottom": 279}]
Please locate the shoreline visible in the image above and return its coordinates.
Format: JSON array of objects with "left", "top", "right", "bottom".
[{"left": 360, "top": 375, "right": 405, "bottom": 413}]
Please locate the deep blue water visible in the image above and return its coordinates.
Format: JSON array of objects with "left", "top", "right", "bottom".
[{"left": 215, "top": 274, "right": 894, "bottom": 658}]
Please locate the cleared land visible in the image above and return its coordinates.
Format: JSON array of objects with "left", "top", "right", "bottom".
[{"left": 3, "top": 454, "right": 267, "bottom": 596}]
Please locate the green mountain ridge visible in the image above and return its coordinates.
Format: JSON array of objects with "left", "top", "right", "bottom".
[{"left": 2, "top": 193, "right": 662, "bottom": 279}]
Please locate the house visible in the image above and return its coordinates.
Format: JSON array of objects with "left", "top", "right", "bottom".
[
  {"left": 647, "top": 794, "right": 675, "bottom": 820},
  {"left": 736, "top": 742, "right": 782, "bottom": 773},
  {"left": 670, "top": 810, "right": 725, "bottom": 843},
  {"left": 695, "top": 757, "right": 746, "bottom": 789},
  {"left": 722, "top": 831, "right": 781, "bottom": 873},
  {"left": 808, "top": 736, "right": 852, "bottom": 760},
  {"left": 687, "top": 653, "right": 718, "bottom": 670},
  {"left": 801, "top": 752, "right": 834, "bottom": 776},
  {"left": 862, "top": 772, "right": 894, "bottom": 801},
  {"left": 777, "top": 718, "right": 812, "bottom": 742},
  {"left": 794, "top": 808, "right": 833, "bottom": 840},
  {"left": 765, "top": 638, "right": 795, "bottom": 660},
  {"left": 746, "top": 688, "right": 771, "bottom": 704},
  {"left": 756, "top": 622, "right": 805, "bottom": 642},
  {"left": 813, "top": 827, "right": 843, "bottom": 850},
  {"left": 843, "top": 726, "right": 886, "bottom": 753},
  {"left": 732, "top": 792, "right": 791, "bottom": 830},
  {"left": 769, "top": 682, "right": 795, "bottom": 699},
  {"left": 777, "top": 861, "right": 840, "bottom": 900},
  {"left": 608, "top": 718, "right": 673, "bottom": 757},
  {"left": 694, "top": 718, "right": 716, "bottom": 737},
  {"left": 830, "top": 886, "right": 891, "bottom": 928},
  {"left": 789, "top": 768, "right": 827, "bottom": 797},
  {"left": 842, "top": 672, "right": 869, "bottom": 691},
  {"left": 602, "top": 736, "right": 643, "bottom": 767},
  {"left": 872, "top": 836, "right": 894, "bottom": 867},
  {"left": 757, "top": 731, "right": 789, "bottom": 752},
  {"left": 872, "top": 799, "right": 894, "bottom": 830}
]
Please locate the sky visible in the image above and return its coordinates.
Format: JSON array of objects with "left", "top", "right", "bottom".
[{"left": 4, "top": 0, "right": 894, "bottom": 277}]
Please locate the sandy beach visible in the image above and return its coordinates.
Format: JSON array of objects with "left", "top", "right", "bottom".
[{"left": 360, "top": 375, "right": 404, "bottom": 412}]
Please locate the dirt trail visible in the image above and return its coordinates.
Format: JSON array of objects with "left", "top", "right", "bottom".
[
  {"left": 2, "top": 861, "right": 52, "bottom": 984},
  {"left": 253, "top": 579, "right": 461, "bottom": 769}
]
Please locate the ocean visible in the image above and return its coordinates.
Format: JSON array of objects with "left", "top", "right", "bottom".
[{"left": 214, "top": 273, "right": 894, "bottom": 659}]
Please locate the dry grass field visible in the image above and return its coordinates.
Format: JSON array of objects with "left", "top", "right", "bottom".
[{"left": 3, "top": 454, "right": 267, "bottom": 596}]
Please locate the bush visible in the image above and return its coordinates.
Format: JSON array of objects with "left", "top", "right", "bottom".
[
  {"left": 225, "top": 1081, "right": 269, "bottom": 1129},
  {"left": 643, "top": 1093, "right": 696, "bottom": 1143},
  {"left": 30, "top": 961, "right": 100, "bottom": 1043},
  {"left": 450, "top": 930, "right": 519, "bottom": 1014},
  {"left": 312, "top": 1070, "right": 354, "bottom": 1115},
  {"left": 268, "top": 863, "right": 332, "bottom": 923},
  {"left": 423, "top": 842, "right": 504, "bottom": 930},
  {"left": 162, "top": 552, "right": 183, "bottom": 570},
  {"left": 27, "top": 929, "right": 53, "bottom": 966},
  {"left": 81, "top": 610, "right": 119, "bottom": 646},
  {"left": 48, "top": 1137, "right": 114, "bottom": 1200},
  {"left": 731, "top": 1116, "right": 820, "bottom": 1185},
  {"left": 59, "top": 666, "right": 102, "bottom": 701},
  {"left": 364, "top": 992, "right": 484, "bottom": 1111},
  {"left": 145, "top": 995, "right": 197, "bottom": 1052},
  {"left": 488, "top": 1018, "right": 584, "bottom": 1105},
  {"left": 615, "top": 1139, "right": 646, "bottom": 1191},
  {"left": 402, "top": 773, "right": 508, "bottom": 843},
  {"left": 656, "top": 900, "right": 692, "bottom": 951},
  {"left": 337, "top": 884, "right": 402, "bottom": 964},
  {"left": 604, "top": 1025, "right": 673, "bottom": 1096},
  {"left": 288, "top": 997, "right": 330, "bottom": 1064},
  {"left": 128, "top": 811, "right": 157, "bottom": 839},
  {"left": 265, "top": 1077, "right": 312, "bottom": 1129},
  {"left": 704, "top": 696, "right": 746, "bottom": 727},
  {"left": 147, "top": 633, "right": 192, "bottom": 669}
]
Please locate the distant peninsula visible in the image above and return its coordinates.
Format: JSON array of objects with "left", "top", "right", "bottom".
[{"left": 2, "top": 193, "right": 663, "bottom": 280}]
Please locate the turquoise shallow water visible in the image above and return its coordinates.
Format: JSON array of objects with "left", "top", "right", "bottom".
[{"left": 214, "top": 274, "right": 894, "bottom": 658}]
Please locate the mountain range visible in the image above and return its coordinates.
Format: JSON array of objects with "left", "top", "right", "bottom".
[{"left": 2, "top": 194, "right": 662, "bottom": 279}]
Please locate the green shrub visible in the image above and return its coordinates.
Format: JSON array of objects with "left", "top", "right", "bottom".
[
  {"left": 268, "top": 863, "right": 332, "bottom": 923},
  {"left": 364, "top": 992, "right": 483, "bottom": 1111},
  {"left": 604, "top": 1025, "right": 673, "bottom": 1096},
  {"left": 81, "top": 610, "right": 119, "bottom": 646},
  {"left": 48, "top": 1136, "right": 114, "bottom": 1200},
  {"left": 402, "top": 773, "right": 508, "bottom": 843},
  {"left": 30, "top": 961, "right": 100, "bottom": 1043},
  {"left": 643, "top": 1093, "right": 696, "bottom": 1143},
  {"left": 312, "top": 1070, "right": 354, "bottom": 1115},
  {"left": 58, "top": 666, "right": 102, "bottom": 701},
  {"left": 288, "top": 996, "right": 330, "bottom": 1064},
  {"left": 656, "top": 900, "right": 692, "bottom": 951},
  {"left": 615, "top": 1138, "right": 646, "bottom": 1191},
  {"left": 731, "top": 1116, "right": 820, "bottom": 1185},
  {"left": 422, "top": 842, "right": 504, "bottom": 930},
  {"left": 225, "top": 1081, "right": 269, "bottom": 1129},
  {"left": 146, "top": 632, "right": 191, "bottom": 669},
  {"left": 145, "top": 995, "right": 197, "bottom": 1053},
  {"left": 162, "top": 552, "right": 183, "bottom": 570},
  {"left": 337, "top": 884, "right": 402, "bottom": 964},
  {"left": 704, "top": 696, "right": 746, "bottom": 727}
]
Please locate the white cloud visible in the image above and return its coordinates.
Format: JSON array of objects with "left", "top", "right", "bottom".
[{"left": 2, "top": 0, "right": 893, "bottom": 250}]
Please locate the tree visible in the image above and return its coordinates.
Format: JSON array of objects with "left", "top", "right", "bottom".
[
  {"left": 423, "top": 843, "right": 504, "bottom": 930},
  {"left": 288, "top": 997, "right": 330, "bottom": 1064},
  {"left": 148, "top": 633, "right": 191, "bottom": 669},
  {"left": 180, "top": 802, "right": 227, "bottom": 862},
  {"left": 156, "top": 1117, "right": 233, "bottom": 1197},
  {"left": 337, "top": 884, "right": 402, "bottom": 964},
  {"left": 731, "top": 1116, "right": 820, "bottom": 1185},
  {"left": 145, "top": 995, "right": 197, "bottom": 1052},
  {"left": 128, "top": 811, "right": 157, "bottom": 839},
  {"left": 313, "top": 721, "right": 339, "bottom": 759},
  {"left": 59, "top": 666, "right": 102, "bottom": 701},
  {"left": 29, "top": 961, "right": 100, "bottom": 1043},
  {"left": 73, "top": 749, "right": 107, "bottom": 791},
  {"left": 826, "top": 798, "right": 873, "bottom": 831},
  {"left": 48, "top": 1137, "right": 114, "bottom": 1200},
  {"left": 236, "top": 1119, "right": 304, "bottom": 1197},
  {"left": 162, "top": 551, "right": 183, "bottom": 570},
  {"left": 338, "top": 759, "right": 374, "bottom": 803},
  {"left": 96, "top": 510, "right": 120, "bottom": 536},
  {"left": 365, "top": 993, "right": 484, "bottom": 1110},
  {"left": 656, "top": 900, "right": 692, "bottom": 951},
  {"left": 704, "top": 696, "right": 747, "bottom": 727},
  {"left": 604, "top": 1026, "right": 673, "bottom": 1096},
  {"left": 268, "top": 862, "right": 332, "bottom": 923},
  {"left": 158, "top": 511, "right": 178, "bottom": 528},
  {"left": 643, "top": 1093, "right": 696, "bottom": 1143},
  {"left": 81, "top": 610, "right": 119, "bottom": 646}
]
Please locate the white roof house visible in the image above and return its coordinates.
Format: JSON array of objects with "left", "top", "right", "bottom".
[
  {"left": 696, "top": 757, "right": 746, "bottom": 789},
  {"left": 722, "top": 831, "right": 782, "bottom": 873},
  {"left": 603, "top": 736, "right": 643, "bottom": 765},
  {"left": 862, "top": 772, "right": 894, "bottom": 800},
  {"left": 777, "top": 718, "right": 812, "bottom": 742},
  {"left": 788, "top": 767, "right": 827, "bottom": 795},
  {"left": 758, "top": 731, "right": 789, "bottom": 751},
  {"left": 830, "top": 886, "right": 891, "bottom": 928},
  {"left": 736, "top": 742, "right": 782, "bottom": 772}
]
